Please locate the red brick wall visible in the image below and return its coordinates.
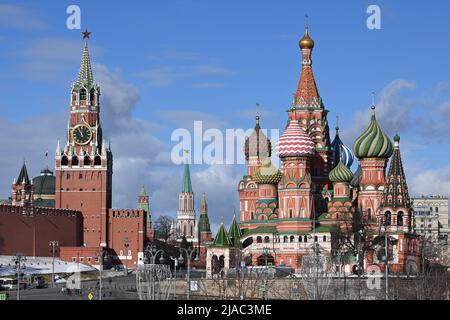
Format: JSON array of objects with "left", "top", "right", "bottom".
[
  {"left": 0, "top": 204, "right": 82, "bottom": 257},
  {"left": 107, "top": 209, "right": 146, "bottom": 268}
]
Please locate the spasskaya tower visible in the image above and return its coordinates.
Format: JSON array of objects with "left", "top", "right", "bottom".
[{"left": 55, "top": 30, "right": 113, "bottom": 248}]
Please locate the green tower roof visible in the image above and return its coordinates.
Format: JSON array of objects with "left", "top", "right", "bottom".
[
  {"left": 77, "top": 38, "right": 94, "bottom": 87},
  {"left": 139, "top": 185, "right": 148, "bottom": 197},
  {"left": 182, "top": 162, "right": 193, "bottom": 193},
  {"left": 213, "top": 222, "right": 231, "bottom": 247},
  {"left": 228, "top": 215, "right": 241, "bottom": 248}
]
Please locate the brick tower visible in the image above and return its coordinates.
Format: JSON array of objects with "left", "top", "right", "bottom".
[
  {"left": 55, "top": 31, "right": 113, "bottom": 248},
  {"left": 289, "top": 21, "right": 332, "bottom": 214},
  {"left": 11, "top": 163, "right": 34, "bottom": 209},
  {"left": 353, "top": 99, "right": 393, "bottom": 222}
]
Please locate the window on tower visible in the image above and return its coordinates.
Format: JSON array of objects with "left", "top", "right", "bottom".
[
  {"left": 94, "top": 156, "right": 101, "bottom": 166},
  {"left": 84, "top": 156, "right": 90, "bottom": 166},
  {"left": 80, "top": 89, "right": 87, "bottom": 101},
  {"left": 72, "top": 156, "right": 79, "bottom": 166},
  {"left": 61, "top": 156, "right": 68, "bottom": 166}
]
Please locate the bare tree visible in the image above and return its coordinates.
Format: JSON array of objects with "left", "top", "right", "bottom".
[{"left": 153, "top": 215, "right": 175, "bottom": 242}]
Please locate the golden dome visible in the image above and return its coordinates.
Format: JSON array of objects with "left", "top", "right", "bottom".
[{"left": 299, "top": 28, "right": 314, "bottom": 50}]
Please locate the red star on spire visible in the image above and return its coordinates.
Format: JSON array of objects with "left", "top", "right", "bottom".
[{"left": 82, "top": 29, "right": 91, "bottom": 39}]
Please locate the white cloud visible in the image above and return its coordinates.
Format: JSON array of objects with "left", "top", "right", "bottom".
[
  {"left": 409, "top": 166, "right": 450, "bottom": 197},
  {"left": 0, "top": 4, "right": 47, "bottom": 30},
  {"left": 342, "top": 79, "right": 416, "bottom": 145}
]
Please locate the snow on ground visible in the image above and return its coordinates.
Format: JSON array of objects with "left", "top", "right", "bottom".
[{"left": 0, "top": 255, "right": 96, "bottom": 276}]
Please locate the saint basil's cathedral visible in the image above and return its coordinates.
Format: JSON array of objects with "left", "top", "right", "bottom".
[{"left": 235, "top": 24, "right": 422, "bottom": 273}]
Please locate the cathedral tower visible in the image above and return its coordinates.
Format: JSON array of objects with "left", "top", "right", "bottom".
[
  {"left": 353, "top": 99, "right": 393, "bottom": 222},
  {"left": 380, "top": 134, "right": 413, "bottom": 232},
  {"left": 177, "top": 153, "right": 196, "bottom": 239},
  {"left": 288, "top": 21, "right": 332, "bottom": 214},
  {"left": 55, "top": 31, "right": 113, "bottom": 248}
]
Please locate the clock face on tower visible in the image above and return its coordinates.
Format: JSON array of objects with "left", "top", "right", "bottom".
[{"left": 72, "top": 124, "right": 93, "bottom": 145}]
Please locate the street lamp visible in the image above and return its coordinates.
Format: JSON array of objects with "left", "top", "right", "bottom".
[
  {"left": 95, "top": 250, "right": 108, "bottom": 300},
  {"left": 144, "top": 244, "right": 166, "bottom": 300},
  {"left": 11, "top": 253, "right": 26, "bottom": 301},
  {"left": 123, "top": 237, "right": 130, "bottom": 276},
  {"left": 144, "top": 244, "right": 165, "bottom": 264},
  {"left": 261, "top": 247, "right": 271, "bottom": 300},
  {"left": 49, "top": 240, "right": 59, "bottom": 288},
  {"left": 170, "top": 256, "right": 179, "bottom": 299},
  {"left": 178, "top": 247, "right": 198, "bottom": 300}
]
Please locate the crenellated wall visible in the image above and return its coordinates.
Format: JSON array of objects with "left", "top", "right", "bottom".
[{"left": 0, "top": 204, "right": 82, "bottom": 257}]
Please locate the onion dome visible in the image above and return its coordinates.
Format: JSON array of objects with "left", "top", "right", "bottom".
[
  {"left": 276, "top": 120, "right": 316, "bottom": 158},
  {"left": 353, "top": 105, "right": 393, "bottom": 159},
  {"left": 299, "top": 23, "right": 314, "bottom": 50},
  {"left": 244, "top": 114, "right": 271, "bottom": 161},
  {"left": 329, "top": 159, "right": 353, "bottom": 183},
  {"left": 350, "top": 164, "right": 362, "bottom": 188},
  {"left": 331, "top": 124, "right": 354, "bottom": 168},
  {"left": 253, "top": 159, "right": 282, "bottom": 184}
]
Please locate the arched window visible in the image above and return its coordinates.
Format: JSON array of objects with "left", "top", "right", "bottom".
[
  {"left": 289, "top": 209, "right": 293, "bottom": 219},
  {"left": 384, "top": 211, "right": 392, "bottom": 226},
  {"left": 397, "top": 211, "right": 404, "bottom": 226},
  {"left": 257, "top": 236, "right": 262, "bottom": 243},
  {"left": 367, "top": 208, "right": 372, "bottom": 220},
  {"left": 283, "top": 236, "right": 288, "bottom": 243},
  {"left": 61, "top": 156, "right": 68, "bottom": 166},
  {"left": 323, "top": 235, "right": 327, "bottom": 242},
  {"left": 299, "top": 236, "right": 302, "bottom": 242},
  {"left": 304, "top": 235, "right": 308, "bottom": 242},
  {"left": 71, "top": 156, "right": 79, "bottom": 166},
  {"left": 94, "top": 156, "right": 101, "bottom": 166},
  {"left": 84, "top": 156, "right": 90, "bottom": 166},
  {"left": 264, "top": 236, "right": 270, "bottom": 243},
  {"left": 290, "top": 236, "right": 295, "bottom": 243}
]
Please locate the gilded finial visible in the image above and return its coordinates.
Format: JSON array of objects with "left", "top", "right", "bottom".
[
  {"left": 336, "top": 115, "right": 340, "bottom": 132},
  {"left": 299, "top": 15, "right": 314, "bottom": 50},
  {"left": 255, "top": 103, "right": 260, "bottom": 125},
  {"left": 371, "top": 91, "right": 376, "bottom": 115}
]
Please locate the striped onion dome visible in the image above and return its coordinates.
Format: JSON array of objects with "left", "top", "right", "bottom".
[
  {"left": 253, "top": 159, "right": 282, "bottom": 185},
  {"left": 329, "top": 159, "right": 353, "bottom": 183},
  {"left": 275, "top": 120, "right": 316, "bottom": 158},
  {"left": 331, "top": 127, "right": 354, "bottom": 168},
  {"left": 244, "top": 115, "right": 271, "bottom": 161},
  {"left": 353, "top": 106, "right": 393, "bottom": 159}
]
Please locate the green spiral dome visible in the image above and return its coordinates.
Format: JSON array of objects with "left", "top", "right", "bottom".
[
  {"left": 329, "top": 159, "right": 353, "bottom": 183},
  {"left": 353, "top": 106, "right": 393, "bottom": 159}
]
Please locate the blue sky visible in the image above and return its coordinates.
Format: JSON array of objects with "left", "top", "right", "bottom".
[{"left": 1, "top": 1, "right": 450, "bottom": 229}]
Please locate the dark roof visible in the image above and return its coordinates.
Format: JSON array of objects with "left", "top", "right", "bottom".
[
  {"left": 33, "top": 168, "right": 55, "bottom": 196},
  {"left": 17, "top": 163, "right": 30, "bottom": 185}
]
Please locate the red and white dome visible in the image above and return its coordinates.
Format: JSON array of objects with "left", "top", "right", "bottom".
[{"left": 275, "top": 120, "right": 316, "bottom": 157}]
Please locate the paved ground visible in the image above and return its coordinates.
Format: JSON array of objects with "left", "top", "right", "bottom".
[{"left": 5, "top": 273, "right": 139, "bottom": 300}]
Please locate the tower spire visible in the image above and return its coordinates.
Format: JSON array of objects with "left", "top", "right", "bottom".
[
  {"left": 182, "top": 149, "right": 193, "bottom": 193},
  {"left": 77, "top": 30, "right": 94, "bottom": 87}
]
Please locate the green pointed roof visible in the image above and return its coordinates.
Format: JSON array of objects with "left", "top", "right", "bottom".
[
  {"left": 182, "top": 162, "right": 193, "bottom": 193},
  {"left": 228, "top": 215, "right": 241, "bottom": 247},
  {"left": 213, "top": 223, "right": 231, "bottom": 247},
  {"left": 139, "top": 185, "right": 148, "bottom": 197},
  {"left": 17, "top": 163, "right": 30, "bottom": 185},
  {"left": 77, "top": 39, "right": 94, "bottom": 87}
]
